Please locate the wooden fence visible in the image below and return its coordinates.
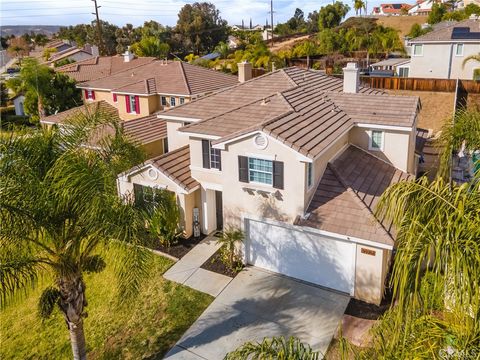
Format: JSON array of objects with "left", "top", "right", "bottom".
[{"left": 359, "top": 76, "right": 480, "bottom": 94}]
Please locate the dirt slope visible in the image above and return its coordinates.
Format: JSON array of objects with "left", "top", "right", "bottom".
[{"left": 376, "top": 15, "right": 429, "bottom": 37}]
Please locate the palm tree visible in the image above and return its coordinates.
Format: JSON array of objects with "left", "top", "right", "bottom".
[
  {"left": 225, "top": 336, "right": 321, "bottom": 359},
  {"left": 353, "top": 0, "right": 366, "bottom": 15},
  {"left": 214, "top": 41, "right": 230, "bottom": 59},
  {"left": 0, "top": 110, "right": 150, "bottom": 360},
  {"left": 216, "top": 227, "right": 244, "bottom": 268}
]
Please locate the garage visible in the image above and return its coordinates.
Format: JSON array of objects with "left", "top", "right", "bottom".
[{"left": 244, "top": 217, "right": 356, "bottom": 295}]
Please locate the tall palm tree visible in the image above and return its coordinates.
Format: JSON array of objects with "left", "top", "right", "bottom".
[
  {"left": 0, "top": 110, "right": 150, "bottom": 360},
  {"left": 353, "top": 0, "right": 366, "bottom": 15}
]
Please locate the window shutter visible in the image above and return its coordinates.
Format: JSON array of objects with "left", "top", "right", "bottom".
[
  {"left": 91, "top": 90, "right": 95, "bottom": 100},
  {"left": 202, "top": 139, "right": 210, "bottom": 169},
  {"left": 135, "top": 96, "right": 140, "bottom": 114},
  {"left": 113, "top": 93, "right": 117, "bottom": 102},
  {"left": 238, "top": 156, "right": 249, "bottom": 183},
  {"left": 273, "top": 161, "right": 284, "bottom": 189},
  {"left": 125, "top": 95, "right": 131, "bottom": 113},
  {"left": 84, "top": 89, "right": 89, "bottom": 99}
]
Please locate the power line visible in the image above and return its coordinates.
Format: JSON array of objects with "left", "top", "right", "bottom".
[{"left": 0, "top": 13, "right": 91, "bottom": 18}]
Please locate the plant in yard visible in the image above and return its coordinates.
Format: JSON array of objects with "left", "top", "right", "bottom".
[
  {"left": 343, "top": 174, "right": 480, "bottom": 358},
  {"left": 0, "top": 110, "right": 150, "bottom": 360},
  {"left": 216, "top": 227, "right": 244, "bottom": 269},
  {"left": 147, "top": 190, "right": 182, "bottom": 248},
  {"left": 225, "top": 336, "right": 321, "bottom": 359}
]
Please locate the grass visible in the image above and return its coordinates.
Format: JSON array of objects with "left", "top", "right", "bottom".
[
  {"left": 376, "top": 15, "right": 428, "bottom": 37},
  {"left": 0, "top": 254, "right": 213, "bottom": 360}
]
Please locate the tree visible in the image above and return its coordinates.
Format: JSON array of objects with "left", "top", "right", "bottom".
[
  {"left": 428, "top": 3, "right": 447, "bottom": 24},
  {"left": 216, "top": 227, "right": 244, "bottom": 268},
  {"left": 6, "top": 37, "right": 29, "bottom": 59},
  {"left": 214, "top": 41, "right": 230, "bottom": 59},
  {"left": 226, "top": 336, "right": 321, "bottom": 359},
  {"left": 34, "top": 33, "right": 49, "bottom": 46},
  {"left": 175, "top": 2, "right": 228, "bottom": 54},
  {"left": 147, "top": 190, "right": 182, "bottom": 248},
  {"left": 407, "top": 23, "right": 432, "bottom": 38},
  {"left": 353, "top": 0, "right": 366, "bottom": 15},
  {"left": 115, "top": 23, "right": 140, "bottom": 54},
  {"left": 286, "top": 8, "right": 306, "bottom": 32},
  {"left": 293, "top": 40, "right": 318, "bottom": 68},
  {"left": 0, "top": 110, "right": 149, "bottom": 360},
  {"left": 130, "top": 36, "right": 170, "bottom": 58},
  {"left": 318, "top": 2, "right": 350, "bottom": 30},
  {"left": 43, "top": 47, "right": 57, "bottom": 61},
  {"left": 0, "top": 82, "right": 9, "bottom": 107},
  {"left": 306, "top": 11, "right": 320, "bottom": 33}
]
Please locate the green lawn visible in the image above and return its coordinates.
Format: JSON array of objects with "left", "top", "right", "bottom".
[{"left": 0, "top": 254, "right": 213, "bottom": 360}]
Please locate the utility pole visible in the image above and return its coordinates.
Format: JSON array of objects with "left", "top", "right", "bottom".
[
  {"left": 269, "top": 0, "right": 274, "bottom": 48},
  {"left": 92, "top": 0, "right": 104, "bottom": 55}
]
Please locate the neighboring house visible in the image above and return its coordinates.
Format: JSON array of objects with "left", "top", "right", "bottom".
[
  {"left": 55, "top": 52, "right": 156, "bottom": 83},
  {"left": 76, "top": 59, "right": 238, "bottom": 121},
  {"left": 372, "top": 3, "right": 412, "bottom": 15},
  {"left": 231, "top": 24, "right": 264, "bottom": 31},
  {"left": 408, "top": 17, "right": 480, "bottom": 79},
  {"left": 117, "top": 62, "right": 421, "bottom": 305},
  {"left": 44, "top": 39, "right": 74, "bottom": 53},
  {"left": 39, "top": 100, "right": 168, "bottom": 157},
  {"left": 228, "top": 35, "right": 240, "bottom": 49},
  {"left": 12, "top": 94, "right": 25, "bottom": 116},
  {"left": 370, "top": 58, "right": 411, "bottom": 76},
  {"left": 408, "top": 0, "right": 437, "bottom": 15},
  {"left": 47, "top": 45, "right": 99, "bottom": 67}
]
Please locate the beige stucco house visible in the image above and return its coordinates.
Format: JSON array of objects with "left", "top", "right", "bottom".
[
  {"left": 118, "top": 62, "right": 421, "bottom": 305},
  {"left": 408, "top": 17, "right": 480, "bottom": 80}
]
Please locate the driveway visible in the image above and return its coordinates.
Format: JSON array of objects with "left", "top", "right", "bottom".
[{"left": 165, "top": 267, "right": 350, "bottom": 359}]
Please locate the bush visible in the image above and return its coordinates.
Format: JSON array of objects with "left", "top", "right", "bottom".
[
  {"left": 216, "top": 227, "right": 244, "bottom": 270},
  {"left": 148, "top": 190, "right": 182, "bottom": 248}
]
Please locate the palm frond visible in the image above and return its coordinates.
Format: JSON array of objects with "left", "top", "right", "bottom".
[{"left": 38, "top": 286, "right": 61, "bottom": 319}]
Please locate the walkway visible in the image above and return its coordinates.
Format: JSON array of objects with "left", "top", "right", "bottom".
[{"left": 163, "top": 235, "right": 232, "bottom": 297}]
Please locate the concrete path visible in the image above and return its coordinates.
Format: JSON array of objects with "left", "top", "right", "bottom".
[
  {"left": 163, "top": 235, "right": 232, "bottom": 297},
  {"left": 165, "top": 267, "right": 350, "bottom": 359}
]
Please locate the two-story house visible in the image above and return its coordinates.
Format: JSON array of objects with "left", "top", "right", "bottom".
[
  {"left": 117, "top": 63, "right": 421, "bottom": 305},
  {"left": 407, "top": 17, "right": 480, "bottom": 79}
]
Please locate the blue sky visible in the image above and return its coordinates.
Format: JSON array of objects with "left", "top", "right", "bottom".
[{"left": 1, "top": 0, "right": 383, "bottom": 27}]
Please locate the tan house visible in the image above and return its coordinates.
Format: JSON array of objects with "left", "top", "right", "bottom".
[{"left": 118, "top": 63, "right": 421, "bottom": 305}]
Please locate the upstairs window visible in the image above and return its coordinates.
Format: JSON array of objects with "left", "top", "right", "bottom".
[
  {"left": 180, "top": 97, "right": 185, "bottom": 105},
  {"left": 202, "top": 140, "right": 221, "bottom": 170},
  {"left": 413, "top": 44, "right": 423, "bottom": 56},
  {"left": 170, "top": 97, "right": 176, "bottom": 107},
  {"left": 369, "top": 130, "right": 384, "bottom": 151},
  {"left": 307, "top": 162, "right": 314, "bottom": 188},
  {"left": 455, "top": 43, "right": 464, "bottom": 56},
  {"left": 248, "top": 158, "right": 273, "bottom": 185},
  {"left": 126, "top": 95, "right": 140, "bottom": 114},
  {"left": 85, "top": 89, "right": 95, "bottom": 100},
  {"left": 161, "top": 96, "right": 167, "bottom": 106}
]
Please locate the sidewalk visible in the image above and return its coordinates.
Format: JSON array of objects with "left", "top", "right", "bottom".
[{"left": 163, "top": 235, "right": 232, "bottom": 297}]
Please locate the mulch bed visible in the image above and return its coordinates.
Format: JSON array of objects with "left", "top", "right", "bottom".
[
  {"left": 345, "top": 285, "right": 393, "bottom": 320},
  {"left": 200, "top": 247, "right": 243, "bottom": 278},
  {"left": 147, "top": 233, "right": 206, "bottom": 259}
]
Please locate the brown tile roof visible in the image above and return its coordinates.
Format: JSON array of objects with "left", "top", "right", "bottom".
[
  {"left": 77, "top": 61, "right": 238, "bottom": 95},
  {"left": 297, "top": 146, "right": 413, "bottom": 246},
  {"left": 147, "top": 145, "right": 199, "bottom": 192},
  {"left": 49, "top": 47, "right": 91, "bottom": 62},
  {"left": 56, "top": 56, "right": 156, "bottom": 83},
  {"left": 410, "top": 18, "right": 480, "bottom": 43},
  {"left": 40, "top": 101, "right": 166, "bottom": 145},
  {"left": 176, "top": 67, "right": 417, "bottom": 159}
]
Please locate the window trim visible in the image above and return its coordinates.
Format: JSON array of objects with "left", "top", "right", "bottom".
[
  {"left": 170, "top": 97, "right": 176, "bottom": 107},
  {"left": 86, "top": 89, "right": 94, "bottom": 100},
  {"left": 368, "top": 130, "right": 385, "bottom": 151},
  {"left": 412, "top": 44, "right": 423, "bottom": 57},
  {"left": 248, "top": 157, "right": 274, "bottom": 186},
  {"left": 455, "top": 43, "right": 464, "bottom": 57},
  {"left": 128, "top": 95, "right": 137, "bottom": 114},
  {"left": 209, "top": 141, "right": 221, "bottom": 170}
]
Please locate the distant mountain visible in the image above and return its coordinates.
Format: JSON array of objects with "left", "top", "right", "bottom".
[{"left": 0, "top": 25, "right": 61, "bottom": 37}]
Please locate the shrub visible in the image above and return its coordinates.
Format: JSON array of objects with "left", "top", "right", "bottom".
[
  {"left": 216, "top": 227, "right": 244, "bottom": 269},
  {"left": 148, "top": 190, "right": 182, "bottom": 247}
]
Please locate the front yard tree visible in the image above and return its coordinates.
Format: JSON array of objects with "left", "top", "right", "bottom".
[{"left": 0, "top": 112, "right": 149, "bottom": 360}]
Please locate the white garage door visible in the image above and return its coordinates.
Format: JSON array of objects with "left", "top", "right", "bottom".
[{"left": 245, "top": 218, "right": 356, "bottom": 295}]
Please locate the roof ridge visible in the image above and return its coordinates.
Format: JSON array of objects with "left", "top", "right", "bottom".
[{"left": 179, "top": 62, "right": 192, "bottom": 95}]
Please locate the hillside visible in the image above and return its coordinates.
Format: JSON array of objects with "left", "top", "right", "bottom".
[
  {"left": 375, "top": 15, "right": 428, "bottom": 37},
  {"left": 0, "top": 25, "right": 61, "bottom": 37}
]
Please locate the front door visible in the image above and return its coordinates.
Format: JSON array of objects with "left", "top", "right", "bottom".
[{"left": 215, "top": 191, "right": 223, "bottom": 230}]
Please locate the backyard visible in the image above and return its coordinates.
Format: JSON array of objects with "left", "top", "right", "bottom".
[{"left": 0, "top": 253, "right": 213, "bottom": 359}]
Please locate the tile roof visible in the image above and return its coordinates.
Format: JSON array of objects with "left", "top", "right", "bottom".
[
  {"left": 297, "top": 146, "right": 413, "bottom": 246},
  {"left": 49, "top": 47, "right": 91, "bottom": 62},
  {"left": 77, "top": 61, "right": 238, "bottom": 95},
  {"left": 147, "top": 145, "right": 199, "bottom": 192},
  {"left": 40, "top": 101, "right": 166, "bottom": 145},
  {"left": 56, "top": 56, "right": 156, "bottom": 83},
  {"left": 409, "top": 18, "right": 480, "bottom": 43},
  {"left": 175, "top": 67, "right": 418, "bottom": 159}
]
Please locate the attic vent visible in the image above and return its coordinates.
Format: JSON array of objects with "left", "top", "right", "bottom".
[
  {"left": 147, "top": 168, "right": 158, "bottom": 180},
  {"left": 253, "top": 134, "right": 268, "bottom": 150}
]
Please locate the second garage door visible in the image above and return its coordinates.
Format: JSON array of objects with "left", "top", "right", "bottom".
[{"left": 245, "top": 218, "right": 356, "bottom": 295}]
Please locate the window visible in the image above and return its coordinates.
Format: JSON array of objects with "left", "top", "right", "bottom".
[
  {"left": 307, "top": 162, "right": 313, "bottom": 188},
  {"left": 413, "top": 44, "right": 423, "bottom": 56},
  {"left": 170, "top": 97, "right": 176, "bottom": 107},
  {"left": 161, "top": 96, "right": 167, "bottom": 106},
  {"left": 202, "top": 139, "right": 221, "bottom": 170},
  {"left": 398, "top": 67, "right": 409, "bottom": 78},
  {"left": 85, "top": 89, "right": 95, "bottom": 100},
  {"left": 248, "top": 158, "right": 273, "bottom": 185},
  {"left": 128, "top": 95, "right": 137, "bottom": 113},
  {"left": 180, "top": 97, "right": 185, "bottom": 105},
  {"left": 210, "top": 146, "right": 221, "bottom": 170},
  {"left": 133, "top": 183, "right": 166, "bottom": 210},
  {"left": 455, "top": 43, "right": 464, "bottom": 56},
  {"left": 369, "top": 130, "right": 384, "bottom": 151}
]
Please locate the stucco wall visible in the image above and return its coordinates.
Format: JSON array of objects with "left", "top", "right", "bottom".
[
  {"left": 409, "top": 42, "right": 480, "bottom": 80},
  {"left": 349, "top": 127, "right": 412, "bottom": 173},
  {"left": 83, "top": 90, "right": 113, "bottom": 105},
  {"left": 166, "top": 121, "right": 190, "bottom": 150},
  {"left": 142, "top": 139, "right": 166, "bottom": 158},
  {"left": 117, "top": 94, "right": 156, "bottom": 121}
]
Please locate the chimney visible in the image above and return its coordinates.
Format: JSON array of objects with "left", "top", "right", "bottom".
[
  {"left": 238, "top": 61, "right": 252, "bottom": 83},
  {"left": 123, "top": 47, "right": 134, "bottom": 62},
  {"left": 343, "top": 62, "right": 359, "bottom": 93}
]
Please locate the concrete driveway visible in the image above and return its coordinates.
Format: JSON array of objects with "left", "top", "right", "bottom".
[{"left": 165, "top": 267, "right": 350, "bottom": 359}]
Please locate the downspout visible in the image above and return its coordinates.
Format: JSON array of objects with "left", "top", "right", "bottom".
[{"left": 447, "top": 43, "right": 454, "bottom": 79}]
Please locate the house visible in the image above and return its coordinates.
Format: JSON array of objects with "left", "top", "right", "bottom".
[
  {"left": 43, "top": 39, "right": 74, "bottom": 53},
  {"left": 76, "top": 56, "right": 238, "bottom": 122},
  {"left": 117, "top": 62, "right": 421, "bottom": 305},
  {"left": 55, "top": 54, "right": 156, "bottom": 83},
  {"left": 370, "top": 58, "right": 411, "bottom": 76},
  {"left": 408, "top": 0, "right": 437, "bottom": 15},
  {"left": 47, "top": 44, "right": 99, "bottom": 66},
  {"left": 372, "top": 3, "right": 412, "bottom": 15},
  {"left": 39, "top": 101, "right": 168, "bottom": 157},
  {"left": 407, "top": 17, "right": 480, "bottom": 79},
  {"left": 12, "top": 94, "right": 25, "bottom": 116}
]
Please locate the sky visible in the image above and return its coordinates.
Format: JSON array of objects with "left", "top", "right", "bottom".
[{"left": 0, "top": 0, "right": 384, "bottom": 28}]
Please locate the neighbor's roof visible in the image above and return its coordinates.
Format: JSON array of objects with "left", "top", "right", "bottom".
[
  {"left": 49, "top": 47, "right": 91, "bottom": 63},
  {"left": 297, "top": 146, "right": 413, "bottom": 246},
  {"left": 40, "top": 101, "right": 166, "bottom": 145},
  {"left": 56, "top": 56, "right": 156, "bottom": 83},
  {"left": 172, "top": 67, "right": 418, "bottom": 159},
  {"left": 146, "top": 145, "right": 199, "bottom": 192},
  {"left": 370, "top": 58, "right": 410, "bottom": 67},
  {"left": 409, "top": 18, "right": 480, "bottom": 43},
  {"left": 77, "top": 60, "right": 238, "bottom": 95}
]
